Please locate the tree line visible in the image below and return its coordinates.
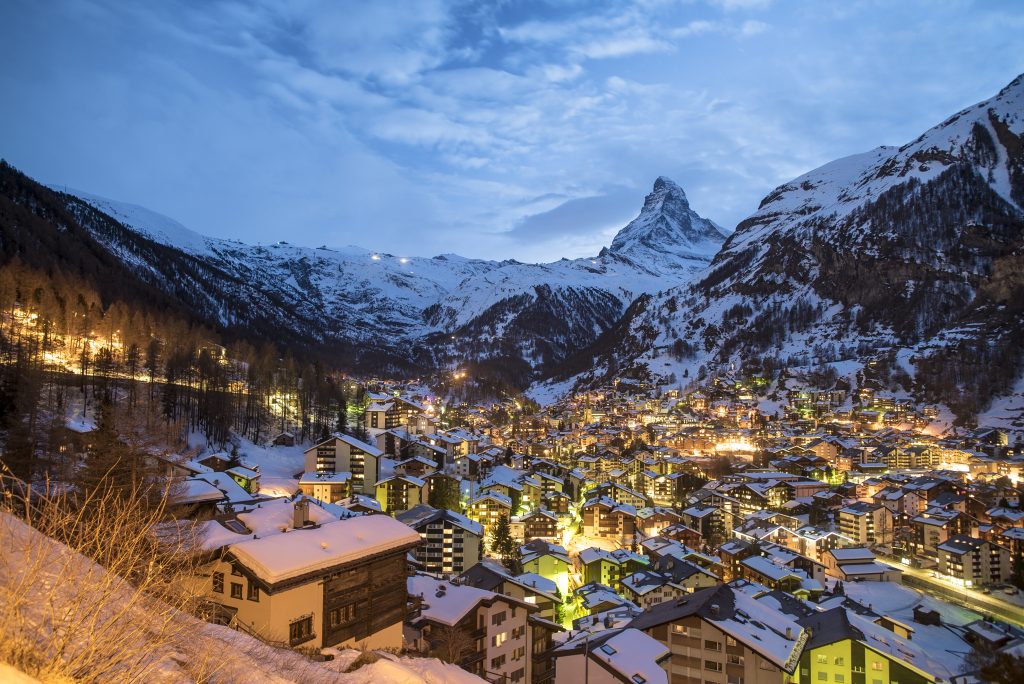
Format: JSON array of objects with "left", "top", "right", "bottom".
[{"left": 0, "top": 259, "right": 362, "bottom": 484}]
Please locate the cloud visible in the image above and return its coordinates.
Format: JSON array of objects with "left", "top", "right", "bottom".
[
  {"left": 506, "top": 187, "right": 641, "bottom": 242},
  {"left": 2, "top": 0, "right": 1023, "bottom": 263}
]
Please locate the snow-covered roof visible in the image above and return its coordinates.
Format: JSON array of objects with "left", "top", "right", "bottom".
[
  {"left": 229, "top": 515, "right": 419, "bottom": 584},
  {"left": 589, "top": 628, "right": 669, "bottom": 684},
  {"left": 298, "top": 470, "right": 351, "bottom": 484},
  {"left": 408, "top": 575, "right": 523, "bottom": 626},
  {"left": 169, "top": 478, "right": 225, "bottom": 505}
]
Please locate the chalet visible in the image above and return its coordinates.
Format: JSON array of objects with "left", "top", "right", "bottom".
[
  {"left": 460, "top": 559, "right": 563, "bottom": 623},
  {"left": 519, "top": 539, "right": 572, "bottom": 599},
  {"left": 202, "top": 513, "right": 419, "bottom": 650},
  {"left": 794, "top": 607, "right": 938, "bottom": 684},
  {"left": 582, "top": 497, "right": 638, "bottom": 547},
  {"left": 514, "top": 509, "right": 559, "bottom": 541},
  {"left": 466, "top": 492, "right": 514, "bottom": 536},
  {"left": 406, "top": 574, "right": 536, "bottom": 683}
]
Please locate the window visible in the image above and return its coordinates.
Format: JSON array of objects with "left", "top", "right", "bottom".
[
  {"left": 491, "top": 655, "right": 506, "bottom": 669},
  {"left": 705, "top": 661, "right": 723, "bottom": 672},
  {"left": 511, "top": 668, "right": 525, "bottom": 682},
  {"left": 818, "top": 673, "right": 827, "bottom": 681},
  {"left": 871, "top": 662, "right": 883, "bottom": 671},
  {"left": 230, "top": 564, "right": 242, "bottom": 577},
  {"left": 329, "top": 604, "right": 356, "bottom": 627},
  {"left": 230, "top": 582, "right": 243, "bottom": 599},
  {"left": 834, "top": 657, "right": 844, "bottom": 666},
  {"left": 632, "top": 676, "right": 647, "bottom": 684},
  {"left": 492, "top": 611, "right": 507, "bottom": 626},
  {"left": 672, "top": 624, "right": 698, "bottom": 637},
  {"left": 728, "top": 654, "right": 745, "bottom": 666},
  {"left": 492, "top": 632, "right": 508, "bottom": 647},
  {"left": 834, "top": 676, "right": 844, "bottom": 683},
  {"left": 600, "top": 645, "right": 617, "bottom": 655},
  {"left": 289, "top": 616, "right": 313, "bottom": 644},
  {"left": 816, "top": 654, "right": 828, "bottom": 664},
  {"left": 212, "top": 572, "right": 224, "bottom": 593},
  {"left": 705, "top": 640, "right": 722, "bottom": 651},
  {"left": 727, "top": 677, "right": 745, "bottom": 684},
  {"left": 247, "top": 580, "right": 260, "bottom": 602},
  {"left": 726, "top": 636, "right": 737, "bottom": 646}
]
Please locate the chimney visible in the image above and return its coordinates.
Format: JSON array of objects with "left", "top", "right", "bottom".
[
  {"left": 785, "top": 627, "right": 793, "bottom": 640},
  {"left": 293, "top": 498, "right": 310, "bottom": 529},
  {"left": 710, "top": 603, "right": 720, "bottom": 616}
]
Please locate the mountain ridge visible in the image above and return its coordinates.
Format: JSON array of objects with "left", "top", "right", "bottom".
[
  {"left": 40, "top": 175, "right": 726, "bottom": 379},
  {"left": 547, "top": 72, "right": 1024, "bottom": 423}
]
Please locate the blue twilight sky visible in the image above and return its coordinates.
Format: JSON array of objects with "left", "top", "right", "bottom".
[{"left": 1, "top": 0, "right": 1023, "bottom": 262}]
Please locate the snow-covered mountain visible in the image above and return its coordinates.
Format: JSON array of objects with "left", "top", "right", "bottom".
[
  {"left": 64, "top": 177, "right": 725, "bottom": 375},
  {"left": 556, "top": 74, "right": 1024, "bottom": 422}
]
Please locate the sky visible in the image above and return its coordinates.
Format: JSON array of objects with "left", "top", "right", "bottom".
[{"left": 1, "top": 1, "right": 1023, "bottom": 262}]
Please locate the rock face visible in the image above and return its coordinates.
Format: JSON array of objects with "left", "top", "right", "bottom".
[
  {"left": 45, "top": 176, "right": 724, "bottom": 377},
  {"left": 609, "top": 176, "right": 727, "bottom": 261},
  {"left": 555, "top": 74, "right": 1024, "bottom": 420}
]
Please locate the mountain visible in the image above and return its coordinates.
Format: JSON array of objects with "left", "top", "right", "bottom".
[
  {"left": 554, "top": 74, "right": 1024, "bottom": 422},
  {"left": 608, "top": 176, "right": 727, "bottom": 262},
  {"left": 7, "top": 174, "right": 724, "bottom": 379}
]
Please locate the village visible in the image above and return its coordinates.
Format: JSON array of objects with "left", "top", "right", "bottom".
[{"left": 157, "top": 368, "right": 1024, "bottom": 684}]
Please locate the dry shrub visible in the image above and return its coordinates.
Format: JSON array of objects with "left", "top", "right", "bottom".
[{"left": 0, "top": 471, "right": 216, "bottom": 683}]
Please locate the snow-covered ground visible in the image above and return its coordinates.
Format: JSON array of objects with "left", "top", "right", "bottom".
[{"left": 0, "top": 511, "right": 483, "bottom": 684}]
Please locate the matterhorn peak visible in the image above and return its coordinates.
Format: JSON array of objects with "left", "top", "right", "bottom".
[{"left": 609, "top": 177, "right": 726, "bottom": 261}]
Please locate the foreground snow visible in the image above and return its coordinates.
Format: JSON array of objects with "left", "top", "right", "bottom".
[{"left": 0, "top": 512, "right": 481, "bottom": 683}]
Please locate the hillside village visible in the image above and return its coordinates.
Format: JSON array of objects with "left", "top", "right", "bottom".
[{"left": 144, "top": 366, "right": 1024, "bottom": 684}]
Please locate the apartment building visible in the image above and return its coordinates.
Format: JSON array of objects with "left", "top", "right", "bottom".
[
  {"left": 628, "top": 584, "right": 807, "bottom": 684},
  {"left": 396, "top": 504, "right": 484, "bottom": 577},
  {"left": 936, "top": 535, "right": 1012, "bottom": 587},
  {"left": 303, "top": 433, "right": 383, "bottom": 496},
  {"left": 837, "top": 501, "right": 894, "bottom": 547}
]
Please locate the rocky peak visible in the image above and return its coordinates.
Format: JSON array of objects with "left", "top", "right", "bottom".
[{"left": 609, "top": 177, "right": 727, "bottom": 260}]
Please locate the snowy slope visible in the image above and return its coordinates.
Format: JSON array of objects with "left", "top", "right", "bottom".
[{"left": 555, "top": 73, "right": 1024, "bottom": 419}]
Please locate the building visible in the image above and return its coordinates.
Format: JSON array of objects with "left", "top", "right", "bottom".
[
  {"left": 795, "top": 607, "right": 937, "bottom": 684},
  {"left": 823, "top": 547, "right": 902, "bottom": 582},
  {"left": 628, "top": 584, "right": 807, "bottom": 684},
  {"left": 396, "top": 504, "right": 484, "bottom": 577},
  {"left": 406, "top": 574, "right": 535, "bottom": 683},
  {"left": 374, "top": 474, "right": 426, "bottom": 513},
  {"left": 582, "top": 497, "right": 638, "bottom": 547},
  {"left": 303, "top": 433, "right": 383, "bottom": 496},
  {"left": 553, "top": 627, "right": 670, "bottom": 684},
  {"left": 837, "top": 502, "right": 894, "bottom": 547},
  {"left": 520, "top": 539, "right": 573, "bottom": 599},
  {"left": 466, "top": 491, "right": 514, "bottom": 536},
  {"left": 297, "top": 471, "right": 351, "bottom": 504},
  {"left": 202, "top": 512, "right": 419, "bottom": 650},
  {"left": 936, "top": 535, "right": 1012, "bottom": 588}
]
